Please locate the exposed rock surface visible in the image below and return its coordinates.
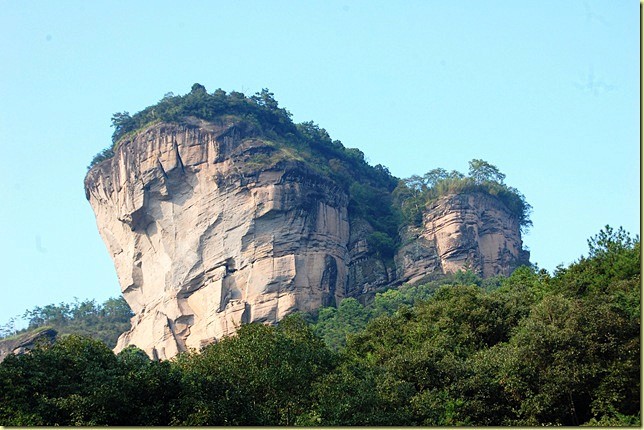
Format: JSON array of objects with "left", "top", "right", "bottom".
[
  {"left": 346, "top": 219, "right": 392, "bottom": 301},
  {"left": 0, "top": 328, "right": 57, "bottom": 362},
  {"left": 85, "top": 120, "right": 352, "bottom": 359},
  {"left": 396, "top": 192, "right": 530, "bottom": 283},
  {"left": 85, "top": 119, "right": 529, "bottom": 359}
]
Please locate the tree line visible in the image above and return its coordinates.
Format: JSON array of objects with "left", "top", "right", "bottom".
[
  {"left": 0, "top": 226, "right": 639, "bottom": 426},
  {"left": 0, "top": 297, "right": 132, "bottom": 348},
  {"left": 393, "top": 159, "right": 532, "bottom": 231}
]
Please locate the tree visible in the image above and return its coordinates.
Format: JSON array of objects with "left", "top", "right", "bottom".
[
  {"left": 15, "top": 296, "right": 132, "bottom": 348},
  {"left": 110, "top": 111, "right": 134, "bottom": 143},
  {"left": 368, "top": 231, "right": 396, "bottom": 259},
  {"left": 313, "top": 298, "right": 371, "bottom": 350},
  {"left": 114, "top": 347, "right": 181, "bottom": 425},
  {"left": 468, "top": 159, "right": 506, "bottom": 185},
  {"left": 0, "top": 317, "right": 16, "bottom": 338},
  {"left": 251, "top": 88, "right": 279, "bottom": 110},
  {"left": 553, "top": 225, "right": 640, "bottom": 297},
  {"left": 301, "top": 357, "right": 414, "bottom": 425},
  {"left": 172, "top": 316, "right": 334, "bottom": 425},
  {"left": 0, "top": 335, "right": 121, "bottom": 425},
  {"left": 587, "top": 225, "right": 638, "bottom": 259},
  {"left": 190, "top": 83, "right": 207, "bottom": 94},
  {"left": 88, "top": 147, "right": 115, "bottom": 169},
  {"left": 423, "top": 168, "right": 449, "bottom": 188}
]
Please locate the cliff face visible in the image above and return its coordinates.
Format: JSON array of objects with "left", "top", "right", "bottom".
[
  {"left": 85, "top": 119, "right": 529, "bottom": 359},
  {"left": 396, "top": 193, "right": 530, "bottom": 284},
  {"left": 85, "top": 120, "right": 352, "bottom": 359}
]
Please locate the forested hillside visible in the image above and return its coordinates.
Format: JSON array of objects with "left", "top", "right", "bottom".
[
  {"left": 0, "top": 226, "right": 639, "bottom": 426},
  {"left": 0, "top": 297, "right": 132, "bottom": 349}
]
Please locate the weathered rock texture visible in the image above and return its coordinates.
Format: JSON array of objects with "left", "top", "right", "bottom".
[
  {"left": 85, "top": 120, "right": 352, "bottom": 359},
  {"left": 0, "top": 328, "right": 57, "bottom": 362},
  {"left": 85, "top": 119, "right": 529, "bottom": 359},
  {"left": 396, "top": 192, "right": 530, "bottom": 284}
]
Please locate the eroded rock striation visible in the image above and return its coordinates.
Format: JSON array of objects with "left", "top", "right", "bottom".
[
  {"left": 85, "top": 118, "right": 529, "bottom": 359},
  {"left": 396, "top": 192, "right": 530, "bottom": 285},
  {"left": 86, "top": 119, "right": 355, "bottom": 359}
]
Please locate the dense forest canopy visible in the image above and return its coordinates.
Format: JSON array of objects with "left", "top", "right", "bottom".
[{"left": 0, "top": 226, "right": 639, "bottom": 426}]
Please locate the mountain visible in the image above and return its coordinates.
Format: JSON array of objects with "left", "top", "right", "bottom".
[{"left": 84, "top": 85, "right": 530, "bottom": 359}]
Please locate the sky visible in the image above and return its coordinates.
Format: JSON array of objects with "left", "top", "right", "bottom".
[{"left": 0, "top": 0, "right": 639, "bottom": 328}]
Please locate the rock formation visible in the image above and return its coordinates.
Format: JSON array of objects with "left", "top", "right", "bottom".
[
  {"left": 0, "top": 328, "right": 57, "bottom": 362},
  {"left": 396, "top": 192, "right": 530, "bottom": 285},
  {"left": 85, "top": 117, "right": 529, "bottom": 359},
  {"left": 85, "top": 119, "right": 354, "bottom": 359}
]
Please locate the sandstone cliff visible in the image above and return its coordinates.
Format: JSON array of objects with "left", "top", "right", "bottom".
[
  {"left": 85, "top": 116, "right": 529, "bottom": 359},
  {"left": 395, "top": 192, "right": 530, "bottom": 285},
  {"left": 85, "top": 119, "right": 356, "bottom": 359}
]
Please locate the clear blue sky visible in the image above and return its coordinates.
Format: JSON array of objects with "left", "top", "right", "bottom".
[{"left": 0, "top": 0, "right": 639, "bottom": 328}]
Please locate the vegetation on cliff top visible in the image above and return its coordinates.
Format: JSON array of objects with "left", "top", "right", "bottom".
[
  {"left": 87, "top": 84, "right": 529, "bottom": 257},
  {"left": 0, "top": 226, "right": 639, "bottom": 426},
  {"left": 88, "top": 84, "right": 401, "bottom": 257},
  {"left": 393, "top": 159, "right": 532, "bottom": 231},
  {"left": 109, "top": 84, "right": 295, "bottom": 146}
]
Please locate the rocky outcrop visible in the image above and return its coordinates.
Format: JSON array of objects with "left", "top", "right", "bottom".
[
  {"left": 0, "top": 328, "right": 57, "bottom": 362},
  {"left": 395, "top": 225, "right": 443, "bottom": 286},
  {"left": 85, "top": 118, "right": 529, "bottom": 359},
  {"left": 346, "top": 219, "right": 393, "bottom": 301},
  {"left": 85, "top": 119, "right": 353, "bottom": 359},
  {"left": 396, "top": 192, "right": 530, "bottom": 282}
]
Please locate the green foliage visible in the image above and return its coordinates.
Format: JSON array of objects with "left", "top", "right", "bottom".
[
  {"left": 310, "top": 271, "right": 485, "bottom": 351},
  {"left": 394, "top": 159, "right": 532, "bottom": 231},
  {"left": 0, "top": 335, "right": 119, "bottom": 425},
  {"left": 87, "top": 147, "right": 114, "bottom": 169},
  {"left": 301, "top": 357, "right": 415, "bottom": 426},
  {"left": 304, "top": 227, "right": 639, "bottom": 426},
  {"left": 0, "top": 336, "right": 180, "bottom": 425},
  {"left": 587, "top": 225, "right": 638, "bottom": 258},
  {"left": 293, "top": 124, "right": 401, "bottom": 254},
  {"left": 0, "top": 317, "right": 18, "bottom": 339},
  {"left": 110, "top": 85, "right": 295, "bottom": 145},
  {"left": 109, "top": 111, "right": 135, "bottom": 143},
  {"left": 172, "top": 315, "right": 335, "bottom": 425},
  {"left": 367, "top": 231, "right": 397, "bottom": 258},
  {"left": 0, "top": 227, "right": 637, "bottom": 426},
  {"left": 468, "top": 158, "right": 506, "bottom": 184},
  {"left": 552, "top": 225, "right": 640, "bottom": 298},
  {"left": 311, "top": 298, "right": 371, "bottom": 350},
  {"left": 11, "top": 296, "right": 133, "bottom": 348}
]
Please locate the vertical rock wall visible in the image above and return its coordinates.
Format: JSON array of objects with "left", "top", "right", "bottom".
[
  {"left": 85, "top": 121, "right": 350, "bottom": 359},
  {"left": 396, "top": 192, "right": 530, "bottom": 283},
  {"left": 85, "top": 120, "right": 530, "bottom": 359}
]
